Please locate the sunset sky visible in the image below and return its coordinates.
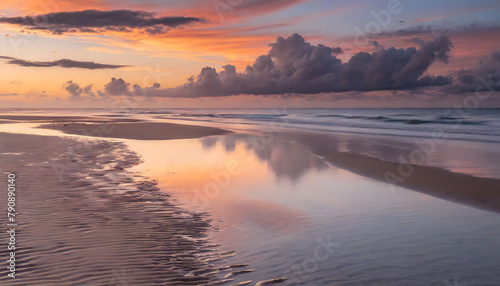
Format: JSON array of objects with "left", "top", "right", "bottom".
[{"left": 0, "top": 0, "right": 499, "bottom": 108}]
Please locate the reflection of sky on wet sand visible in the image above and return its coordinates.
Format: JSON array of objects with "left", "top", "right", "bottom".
[
  {"left": 281, "top": 131, "right": 500, "bottom": 180},
  {"left": 126, "top": 133, "right": 500, "bottom": 285},
  {"left": 1, "top": 116, "right": 500, "bottom": 284},
  {"left": 127, "top": 134, "right": 335, "bottom": 232},
  {"left": 1, "top": 122, "right": 499, "bottom": 285}
]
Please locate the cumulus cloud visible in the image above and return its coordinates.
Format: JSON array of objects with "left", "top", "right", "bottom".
[
  {"left": 332, "top": 47, "right": 343, "bottom": 55},
  {"left": 63, "top": 77, "right": 160, "bottom": 99},
  {"left": 64, "top": 33, "right": 499, "bottom": 100},
  {"left": 0, "top": 56, "right": 127, "bottom": 69},
  {"left": 64, "top": 81, "right": 96, "bottom": 100},
  {"left": 139, "top": 33, "right": 453, "bottom": 98},
  {"left": 104, "top": 78, "right": 130, "bottom": 96},
  {"left": 0, "top": 10, "right": 203, "bottom": 35},
  {"left": 444, "top": 50, "right": 500, "bottom": 93},
  {"left": 64, "top": 81, "right": 83, "bottom": 97}
]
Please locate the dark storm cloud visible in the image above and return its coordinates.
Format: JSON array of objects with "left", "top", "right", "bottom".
[
  {"left": 0, "top": 10, "right": 203, "bottom": 35},
  {"left": 142, "top": 33, "right": 453, "bottom": 98},
  {"left": 0, "top": 56, "right": 127, "bottom": 69}
]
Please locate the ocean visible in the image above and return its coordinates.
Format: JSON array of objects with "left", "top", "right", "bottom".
[{"left": 5, "top": 108, "right": 500, "bottom": 142}]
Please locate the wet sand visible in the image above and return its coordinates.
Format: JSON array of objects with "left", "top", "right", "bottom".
[
  {"left": 121, "top": 129, "right": 500, "bottom": 285},
  {"left": 323, "top": 151, "right": 500, "bottom": 212},
  {"left": 287, "top": 131, "right": 500, "bottom": 213},
  {"left": 35, "top": 118, "right": 500, "bottom": 213},
  {"left": 0, "top": 115, "right": 141, "bottom": 123},
  {"left": 0, "top": 132, "right": 234, "bottom": 285},
  {"left": 41, "top": 122, "right": 231, "bottom": 140},
  {"left": 1, "top": 116, "right": 499, "bottom": 284}
]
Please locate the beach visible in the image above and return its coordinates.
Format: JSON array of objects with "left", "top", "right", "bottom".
[
  {"left": 2, "top": 1, "right": 499, "bottom": 284},
  {"left": 0, "top": 110, "right": 499, "bottom": 285},
  {"left": 35, "top": 117, "right": 500, "bottom": 213},
  {"left": 285, "top": 131, "right": 500, "bottom": 213},
  {"left": 0, "top": 131, "right": 232, "bottom": 285},
  {"left": 41, "top": 121, "right": 231, "bottom": 140}
]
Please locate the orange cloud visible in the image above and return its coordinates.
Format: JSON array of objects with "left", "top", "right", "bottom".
[{"left": 0, "top": 0, "right": 107, "bottom": 15}]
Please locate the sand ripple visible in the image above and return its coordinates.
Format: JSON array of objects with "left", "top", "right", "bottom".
[{"left": 0, "top": 133, "right": 239, "bottom": 285}]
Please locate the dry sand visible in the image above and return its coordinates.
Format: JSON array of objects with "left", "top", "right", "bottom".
[
  {"left": 0, "top": 132, "right": 240, "bottom": 285},
  {"left": 41, "top": 122, "right": 231, "bottom": 140}
]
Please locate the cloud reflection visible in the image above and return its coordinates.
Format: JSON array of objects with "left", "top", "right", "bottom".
[{"left": 200, "top": 134, "right": 329, "bottom": 181}]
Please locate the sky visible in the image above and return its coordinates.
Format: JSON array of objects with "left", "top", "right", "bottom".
[{"left": 0, "top": 0, "right": 499, "bottom": 108}]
